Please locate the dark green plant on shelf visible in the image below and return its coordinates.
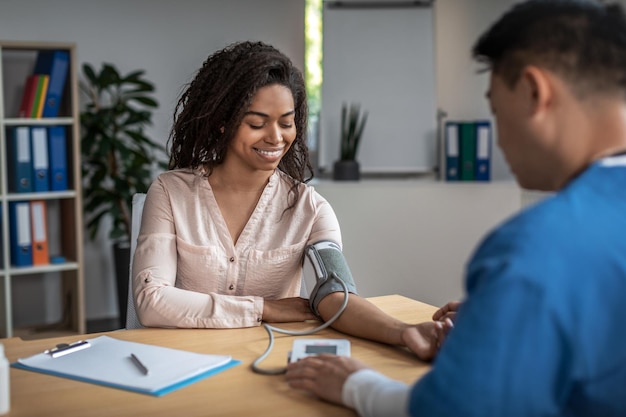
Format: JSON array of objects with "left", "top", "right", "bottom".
[
  {"left": 80, "top": 62, "right": 167, "bottom": 243},
  {"left": 339, "top": 102, "right": 368, "bottom": 161},
  {"left": 333, "top": 102, "right": 368, "bottom": 181}
]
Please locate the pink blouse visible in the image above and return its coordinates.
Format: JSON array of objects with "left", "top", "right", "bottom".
[{"left": 132, "top": 168, "right": 342, "bottom": 328}]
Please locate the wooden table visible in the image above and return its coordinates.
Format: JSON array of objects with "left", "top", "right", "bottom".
[{"left": 0, "top": 295, "right": 436, "bottom": 417}]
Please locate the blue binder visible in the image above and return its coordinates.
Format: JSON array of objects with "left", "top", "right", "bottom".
[
  {"left": 7, "top": 126, "right": 33, "bottom": 193},
  {"left": 31, "top": 126, "right": 50, "bottom": 192},
  {"left": 474, "top": 121, "right": 492, "bottom": 181},
  {"left": 47, "top": 126, "right": 69, "bottom": 191},
  {"left": 444, "top": 121, "right": 460, "bottom": 181},
  {"left": 9, "top": 201, "right": 32, "bottom": 267},
  {"left": 33, "top": 50, "right": 69, "bottom": 118}
]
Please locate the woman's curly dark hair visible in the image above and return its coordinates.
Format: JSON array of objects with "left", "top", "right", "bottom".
[{"left": 168, "top": 41, "right": 313, "bottom": 208}]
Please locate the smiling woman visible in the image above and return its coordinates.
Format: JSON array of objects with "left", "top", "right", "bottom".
[
  {"left": 224, "top": 85, "right": 297, "bottom": 173},
  {"left": 132, "top": 41, "right": 317, "bottom": 329},
  {"left": 129, "top": 41, "right": 446, "bottom": 363}
]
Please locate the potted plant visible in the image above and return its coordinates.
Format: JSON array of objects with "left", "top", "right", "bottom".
[
  {"left": 80, "top": 62, "right": 167, "bottom": 326},
  {"left": 333, "top": 102, "right": 368, "bottom": 181}
]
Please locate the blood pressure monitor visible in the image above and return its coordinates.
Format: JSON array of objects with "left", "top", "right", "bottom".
[
  {"left": 289, "top": 339, "right": 351, "bottom": 363},
  {"left": 251, "top": 240, "right": 355, "bottom": 375}
]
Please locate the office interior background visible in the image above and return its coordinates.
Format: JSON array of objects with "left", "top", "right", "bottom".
[{"left": 2, "top": 0, "right": 610, "bottom": 328}]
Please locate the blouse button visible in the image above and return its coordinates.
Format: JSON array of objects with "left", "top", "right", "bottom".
[
  {"left": 229, "top": 257, "right": 235, "bottom": 262},
  {"left": 229, "top": 284, "right": 234, "bottom": 290}
]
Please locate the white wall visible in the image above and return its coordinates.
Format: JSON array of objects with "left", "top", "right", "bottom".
[{"left": 314, "top": 180, "right": 522, "bottom": 306}]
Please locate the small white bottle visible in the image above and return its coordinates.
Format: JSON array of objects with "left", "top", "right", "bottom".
[{"left": 0, "top": 343, "right": 9, "bottom": 415}]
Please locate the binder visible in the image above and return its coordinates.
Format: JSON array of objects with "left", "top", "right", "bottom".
[
  {"left": 18, "top": 75, "right": 38, "bottom": 118},
  {"left": 475, "top": 121, "right": 492, "bottom": 181},
  {"left": 12, "top": 335, "right": 241, "bottom": 397},
  {"left": 9, "top": 201, "right": 32, "bottom": 267},
  {"left": 47, "top": 126, "right": 69, "bottom": 191},
  {"left": 33, "top": 50, "right": 69, "bottom": 118},
  {"left": 30, "top": 74, "right": 49, "bottom": 119},
  {"left": 30, "top": 200, "right": 49, "bottom": 265},
  {"left": 444, "top": 121, "right": 460, "bottom": 181},
  {"left": 459, "top": 121, "right": 477, "bottom": 181},
  {"left": 30, "top": 126, "right": 50, "bottom": 192},
  {"left": 7, "top": 126, "right": 33, "bottom": 193}
]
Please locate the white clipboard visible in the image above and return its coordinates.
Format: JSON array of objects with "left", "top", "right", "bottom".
[{"left": 12, "top": 335, "right": 240, "bottom": 396}]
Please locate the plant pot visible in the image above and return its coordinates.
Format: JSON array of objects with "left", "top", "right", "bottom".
[
  {"left": 113, "top": 241, "right": 131, "bottom": 328},
  {"left": 333, "top": 160, "right": 360, "bottom": 181}
]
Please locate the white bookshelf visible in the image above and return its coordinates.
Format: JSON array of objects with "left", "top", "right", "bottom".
[{"left": 0, "top": 40, "right": 85, "bottom": 339}]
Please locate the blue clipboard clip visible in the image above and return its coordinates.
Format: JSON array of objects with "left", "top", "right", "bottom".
[{"left": 44, "top": 340, "right": 91, "bottom": 358}]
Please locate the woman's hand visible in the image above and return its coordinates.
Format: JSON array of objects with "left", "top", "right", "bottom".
[
  {"left": 263, "top": 297, "right": 317, "bottom": 323},
  {"left": 401, "top": 319, "right": 453, "bottom": 361},
  {"left": 399, "top": 300, "right": 461, "bottom": 360}
]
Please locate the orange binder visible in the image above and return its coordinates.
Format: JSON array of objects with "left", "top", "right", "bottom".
[{"left": 30, "top": 200, "right": 49, "bottom": 265}]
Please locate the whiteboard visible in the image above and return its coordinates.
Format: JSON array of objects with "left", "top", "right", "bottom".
[{"left": 319, "top": 1, "right": 437, "bottom": 174}]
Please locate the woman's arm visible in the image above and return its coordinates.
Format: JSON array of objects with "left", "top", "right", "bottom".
[
  {"left": 316, "top": 293, "right": 451, "bottom": 361},
  {"left": 309, "top": 194, "right": 451, "bottom": 359}
]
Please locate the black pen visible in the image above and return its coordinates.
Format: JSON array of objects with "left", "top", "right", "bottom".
[{"left": 130, "top": 353, "right": 149, "bottom": 375}]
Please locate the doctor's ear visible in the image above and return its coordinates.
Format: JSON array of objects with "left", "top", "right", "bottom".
[{"left": 520, "top": 66, "right": 553, "bottom": 113}]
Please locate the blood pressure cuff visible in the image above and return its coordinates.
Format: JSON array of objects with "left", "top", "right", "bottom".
[{"left": 303, "top": 241, "right": 358, "bottom": 317}]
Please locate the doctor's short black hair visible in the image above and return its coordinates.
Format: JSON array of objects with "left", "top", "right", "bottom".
[{"left": 472, "top": 0, "right": 626, "bottom": 99}]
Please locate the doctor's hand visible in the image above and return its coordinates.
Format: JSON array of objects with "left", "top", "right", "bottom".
[
  {"left": 401, "top": 319, "right": 453, "bottom": 361},
  {"left": 432, "top": 300, "right": 462, "bottom": 323},
  {"left": 263, "top": 297, "right": 317, "bottom": 323},
  {"left": 285, "top": 354, "right": 370, "bottom": 405}
]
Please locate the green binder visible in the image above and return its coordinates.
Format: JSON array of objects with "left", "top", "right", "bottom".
[{"left": 459, "top": 122, "right": 476, "bottom": 181}]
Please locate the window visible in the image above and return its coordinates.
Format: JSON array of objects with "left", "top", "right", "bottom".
[
  {"left": 305, "top": 0, "right": 322, "bottom": 171},
  {"left": 305, "top": 0, "right": 322, "bottom": 115}
]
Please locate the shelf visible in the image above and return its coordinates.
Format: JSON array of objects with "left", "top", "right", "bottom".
[
  {"left": 0, "top": 40, "right": 84, "bottom": 339},
  {"left": 5, "top": 190, "right": 77, "bottom": 201},
  {"left": 7, "top": 262, "right": 79, "bottom": 276},
  {"left": 3, "top": 117, "right": 74, "bottom": 126}
]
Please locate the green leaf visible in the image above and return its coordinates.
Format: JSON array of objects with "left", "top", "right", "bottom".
[
  {"left": 82, "top": 63, "right": 97, "bottom": 85},
  {"left": 131, "top": 96, "right": 159, "bottom": 107},
  {"left": 339, "top": 102, "right": 367, "bottom": 161},
  {"left": 122, "top": 70, "right": 146, "bottom": 82}
]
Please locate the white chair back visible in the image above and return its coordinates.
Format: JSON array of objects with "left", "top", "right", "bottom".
[{"left": 125, "top": 193, "right": 146, "bottom": 329}]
